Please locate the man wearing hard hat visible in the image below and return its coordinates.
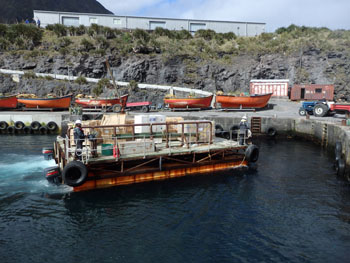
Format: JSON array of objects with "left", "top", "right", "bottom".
[
  {"left": 239, "top": 116, "right": 250, "bottom": 145},
  {"left": 73, "top": 120, "right": 86, "bottom": 159}
]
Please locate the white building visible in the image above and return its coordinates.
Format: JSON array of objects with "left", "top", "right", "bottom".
[{"left": 33, "top": 10, "right": 266, "bottom": 37}]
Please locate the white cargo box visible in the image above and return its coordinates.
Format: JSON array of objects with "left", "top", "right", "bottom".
[
  {"left": 134, "top": 115, "right": 166, "bottom": 133},
  {"left": 118, "top": 140, "right": 155, "bottom": 156}
]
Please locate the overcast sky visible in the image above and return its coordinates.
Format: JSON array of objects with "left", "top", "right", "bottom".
[{"left": 97, "top": 0, "right": 350, "bottom": 32}]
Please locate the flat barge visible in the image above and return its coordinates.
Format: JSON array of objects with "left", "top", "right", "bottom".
[{"left": 44, "top": 118, "right": 259, "bottom": 191}]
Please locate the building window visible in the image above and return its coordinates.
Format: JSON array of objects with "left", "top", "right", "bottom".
[
  {"left": 315, "top": 88, "right": 322, "bottom": 93},
  {"left": 62, "top": 17, "right": 79, "bottom": 26},
  {"left": 149, "top": 21, "right": 166, "bottom": 30},
  {"left": 113, "top": 19, "right": 122, "bottom": 25},
  {"left": 189, "top": 23, "right": 206, "bottom": 33},
  {"left": 89, "top": 17, "right": 98, "bottom": 24}
]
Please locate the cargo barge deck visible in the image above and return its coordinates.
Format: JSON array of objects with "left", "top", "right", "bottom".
[{"left": 45, "top": 119, "right": 259, "bottom": 192}]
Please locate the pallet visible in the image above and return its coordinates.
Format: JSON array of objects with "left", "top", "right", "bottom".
[{"left": 250, "top": 117, "right": 261, "bottom": 134}]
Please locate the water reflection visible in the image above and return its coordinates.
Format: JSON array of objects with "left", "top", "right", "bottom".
[{"left": 1, "top": 137, "right": 350, "bottom": 262}]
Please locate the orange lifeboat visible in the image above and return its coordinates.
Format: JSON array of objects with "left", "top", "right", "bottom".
[
  {"left": 216, "top": 93, "right": 273, "bottom": 108},
  {"left": 17, "top": 95, "right": 72, "bottom": 109},
  {"left": 164, "top": 95, "right": 213, "bottom": 109}
]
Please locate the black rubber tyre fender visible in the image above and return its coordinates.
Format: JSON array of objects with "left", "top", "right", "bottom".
[
  {"left": 0, "top": 121, "right": 8, "bottom": 130},
  {"left": 23, "top": 126, "right": 32, "bottom": 134},
  {"left": 223, "top": 131, "right": 231, "bottom": 140},
  {"left": 215, "top": 124, "right": 224, "bottom": 131},
  {"left": 47, "top": 121, "right": 58, "bottom": 131},
  {"left": 267, "top": 127, "right": 277, "bottom": 137},
  {"left": 215, "top": 124, "right": 224, "bottom": 135},
  {"left": 298, "top": 108, "right": 306, "bottom": 116},
  {"left": 335, "top": 158, "right": 346, "bottom": 177},
  {"left": 229, "top": 125, "right": 239, "bottom": 139},
  {"left": 335, "top": 141, "right": 342, "bottom": 160},
  {"left": 112, "top": 104, "right": 122, "bottom": 113},
  {"left": 245, "top": 144, "right": 259, "bottom": 163},
  {"left": 141, "top": 105, "right": 149, "bottom": 113},
  {"left": 31, "top": 121, "right": 41, "bottom": 130},
  {"left": 39, "top": 126, "right": 48, "bottom": 134},
  {"left": 62, "top": 161, "right": 88, "bottom": 187},
  {"left": 7, "top": 126, "right": 15, "bottom": 134},
  {"left": 14, "top": 121, "right": 25, "bottom": 130},
  {"left": 229, "top": 124, "right": 239, "bottom": 131}
]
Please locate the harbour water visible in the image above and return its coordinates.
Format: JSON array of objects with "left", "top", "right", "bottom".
[{"left": 0, "top": 135, "right": 350, "bottom": 262}]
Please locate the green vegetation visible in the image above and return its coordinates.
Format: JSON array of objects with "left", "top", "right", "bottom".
[
  {"left": 23, "top": 71, "right": 36, "bottom": 79},
  {"left": 74, "top": 76, "right": 88, "bottom": 85},
  {"left": 0, "top": 23, "right": 42, "bottom": 51},
  {"left": 46, "top": 24, "right": 67, "bottom": 37},
  {"left": 92, "top": 85, "right": 103, "bottom": 97},
  {"left": 80, "top": 38, "right": 94, "bottom": 51},
  {"left": 97, "top": 78, "right": 110, "bottom": 88},
  {"left": 127, "top": 80, "right": 139, "bottom": 93},
  {"left": 93, "top": 78, "right": 110, "bottom": 97},
  {"left": 0, "top": 23, "right": 349, "bottom": 69},
  {"left": 57, "top": 37, "right": 73, "bottom": 48}
]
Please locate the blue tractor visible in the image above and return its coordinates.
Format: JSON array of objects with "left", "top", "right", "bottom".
[
  {"left": 298, "top": 101, "right": 317, "bottom": 116},
  {"left": 298, "top": 100, "right": 330, "bottom": 116}
]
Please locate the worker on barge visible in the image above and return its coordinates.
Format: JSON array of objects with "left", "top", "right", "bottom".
[
  {"left": 73, "top": 120, "right": 86, "bottom": 160},
  {"left": 239, "top": 116, "right": 249, "bottom": 145}
]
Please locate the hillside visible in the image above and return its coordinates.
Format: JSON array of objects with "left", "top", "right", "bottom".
[
  {"left": 0, "top": 24, "right": 350, "bottom": 103},
  {"left": 0, "top": 0, "right": 112, "bottom": 23}
]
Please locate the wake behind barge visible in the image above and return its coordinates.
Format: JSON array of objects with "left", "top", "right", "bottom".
[{"left": 43, "top": 119, "right": 259, "bottom": 192}]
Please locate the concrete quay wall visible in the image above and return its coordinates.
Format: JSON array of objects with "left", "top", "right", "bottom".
[
  {"left": 202, "top": 115, "right": 349, "bottom": 164},
  {"left": 0, "top": 113, "right": 63, "bottom": 126}
]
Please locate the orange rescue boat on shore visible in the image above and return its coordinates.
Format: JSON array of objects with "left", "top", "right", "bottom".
[
  {"left": 164, "top": 95, "right": 213, "bottom": 109},
  {"left": 75, "top": 94, "right": 129, "bottom": 109},
  {"left": 17, "top": 95, "right": 72, "bottom": 109},
  {"left": 216, "top": 93, "right": 273, "bottom": 108}
]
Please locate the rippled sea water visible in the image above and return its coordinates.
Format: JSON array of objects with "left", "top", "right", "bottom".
[{"left": 0, "top": 135, "right": 349, "bottom": 263}]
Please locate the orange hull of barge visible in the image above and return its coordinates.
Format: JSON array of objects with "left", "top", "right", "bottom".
[
  {"left": 164, "top": 95, "right": 213, "bottom": 109},
  {"left": 74, "top": 158, "right": 248, "bottom": 192},
  {"left": 17, "top": 95, "right": 72, "bottom": 108},
  {"left": 216, "top": 93, "right": 273, "bottom": 108}
]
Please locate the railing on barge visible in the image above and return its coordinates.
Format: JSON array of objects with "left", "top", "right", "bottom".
[{"left": 56, "top": 121, "right": 216, "bottom": 166}]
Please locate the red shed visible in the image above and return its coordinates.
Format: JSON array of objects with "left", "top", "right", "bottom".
[
  {"left": 250, "top": 79, "right": 289, "bottom": 97},
  {"left": 290, "top": 84, "right": 334, "bottom": 101}
]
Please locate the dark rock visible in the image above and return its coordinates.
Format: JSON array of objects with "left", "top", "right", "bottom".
[{"left": 327, "top": 52, "right": 342, "bottom": 59}]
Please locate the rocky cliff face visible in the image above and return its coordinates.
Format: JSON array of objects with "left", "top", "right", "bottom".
[{"left": 1, "top": 46, "right": 349, "bottom": 102}]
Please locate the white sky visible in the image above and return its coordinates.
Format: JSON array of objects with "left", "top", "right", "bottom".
[{"left": 97, "top": 0, "right": 350, "bottom": 32}]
